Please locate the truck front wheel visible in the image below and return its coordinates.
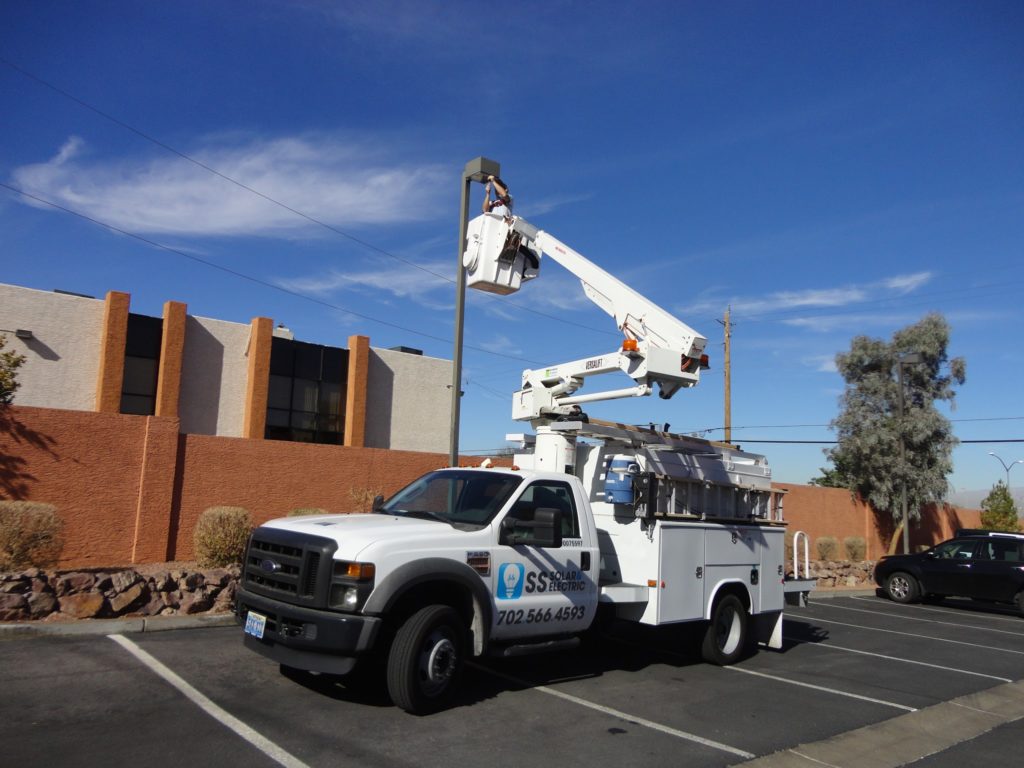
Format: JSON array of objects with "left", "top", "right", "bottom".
[
  {"left": 701, "top": 594, "right": 748, "bottom": 665},
  {"left": 387, "top": 604, "right": 465, "bottom": 714}
]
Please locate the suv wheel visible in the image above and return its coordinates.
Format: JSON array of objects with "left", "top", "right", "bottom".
[{"left": 885, "top": 572, "right": 919, "bottom": 603}]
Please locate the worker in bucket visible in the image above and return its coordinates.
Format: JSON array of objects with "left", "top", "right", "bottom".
[{"left": 482, "top": 174, "right": 513, "bottom": 219}]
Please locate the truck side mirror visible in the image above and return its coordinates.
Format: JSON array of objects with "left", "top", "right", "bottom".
[
  {"left": 501, "top": 508, "right": 563, "bottom": 548},
  {"left": 371, "top": 494, "right": 385, "bottom": 512}
]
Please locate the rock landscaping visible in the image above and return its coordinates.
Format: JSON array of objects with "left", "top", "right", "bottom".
[
  {"left": 0, "top": 564, "right": 240, "bottom": 622},
  {"left": 790, "top": 559, "right": 877, "bottom": 588},
  {"left": 0, "top": 558, "right": 878, "bottom": 624}
]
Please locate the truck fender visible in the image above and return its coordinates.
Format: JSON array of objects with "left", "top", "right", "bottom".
[
  {"left": 363, "top": 558, "right": 493, "bottom": 656},
  {"left": 704, "top": 579, "right": 751, "bottom": 620}
]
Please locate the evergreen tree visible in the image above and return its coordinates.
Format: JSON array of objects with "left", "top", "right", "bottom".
[
  {"left": 980, "top": 481, "right": 1020, "bottom": 532},
  {"left": 826, "top": 313, "right": 966, "bottom": 525}
]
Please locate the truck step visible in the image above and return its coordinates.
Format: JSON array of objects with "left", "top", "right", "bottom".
[{"left": 491, "top": 637, "right": 581, "bottom": 657}]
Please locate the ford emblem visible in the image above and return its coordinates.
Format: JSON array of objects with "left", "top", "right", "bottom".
[{"left": 260, "top": 558, "right": 282, "bottom": 574}]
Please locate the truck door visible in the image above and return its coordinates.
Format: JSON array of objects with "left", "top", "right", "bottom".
[{"left": 490, "top": 480, "right": 598, "bottom": 641}]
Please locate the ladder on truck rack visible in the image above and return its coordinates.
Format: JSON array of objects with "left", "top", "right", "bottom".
[{"left": 546, "top": 419, "right": 784, "bottom": 523}]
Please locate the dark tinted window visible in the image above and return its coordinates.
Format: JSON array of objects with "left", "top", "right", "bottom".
[
  {"left": 265, "top": 336, "right": 348, "bottom": 445},
  {"left": 120, "top": 313, "right": 162, "bottom": 415}
]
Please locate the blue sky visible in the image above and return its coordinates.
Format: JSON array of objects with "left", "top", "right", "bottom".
[{"left": 2, "top": 1, "right": 1022, "bottom": 496}]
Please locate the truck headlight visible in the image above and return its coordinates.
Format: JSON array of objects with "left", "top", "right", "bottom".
[{"left": 328, "top": 560, "right": 375, "bottom": 612}]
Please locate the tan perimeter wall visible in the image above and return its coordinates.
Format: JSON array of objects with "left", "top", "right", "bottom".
[
  {"left": 1, "top": 406, "right": 981, "bottom": 569},
  {"left": 774, "top": 483, "right": 982, "bottom": 561}
]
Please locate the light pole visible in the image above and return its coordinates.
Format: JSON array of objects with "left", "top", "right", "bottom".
[
  {"left": 450, "top": 157, "right": 500, "bottom": 467},
  {"left": 897, "top": 352, "right": 923, "bottom": 554},
  {"left": 988, "top": 452, "right": 1024, "bottom": 489}
]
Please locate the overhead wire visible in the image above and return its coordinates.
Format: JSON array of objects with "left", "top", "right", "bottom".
[
  {"left": 0, "top": 55, "right": 617, "bottom": 339},
  {"left": 0, "top": 180, "right": 546, "bottom": 365}
]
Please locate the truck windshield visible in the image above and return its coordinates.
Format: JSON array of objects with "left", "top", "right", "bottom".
[{"left": 380, "top": 470, "right": 522, "bottom": 528}]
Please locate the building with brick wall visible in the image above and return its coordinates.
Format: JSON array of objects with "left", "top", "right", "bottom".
[{"left": 0, "top": 282, "right": 452, "bottom": 452}]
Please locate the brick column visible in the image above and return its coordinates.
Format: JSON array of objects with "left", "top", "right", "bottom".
[
  {"left": 155, "top": 301, "right": 187, "bottom": 418},
  {"left": 243, "top": 317, "right": 273, "bottom": 439},
  {"left": 94, "top": 290, "right": 130, "bottom": 413},
  {"left": 344, "top": 335, "right": 370, "bottom": 447},
  {"left": 130, "top": 415, "right": 181, "bottom": 563}
]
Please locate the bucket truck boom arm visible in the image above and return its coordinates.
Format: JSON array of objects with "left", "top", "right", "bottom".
[{"left": 462, "top": 213, "right": 708, "bottom": 423}]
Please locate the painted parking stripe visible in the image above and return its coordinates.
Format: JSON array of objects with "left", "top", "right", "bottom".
[
  {"left": 469, "top": 662, "right": 755, "bottom": 759},
  {"left": 108, "top": 634, "right": 310, "bottom": 768},
  {"left": 806, "top": 616, "right": 1024, "bottom": 655},
  {"left": 811, "top": 602, "right": 1024, "bottom": 637},
  {"left": 850, "top": 595, "right": 1024, "bottom": 626},
  {"left": 724, "top": 665, "right": 916, "bottom": 711},
  {"left": 785, "top": 637, "right": 1013, "bottom": 682}
]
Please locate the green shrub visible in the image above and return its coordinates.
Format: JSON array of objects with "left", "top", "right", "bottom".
[
  {"left": 287, "top": 507, "right": 328, "bottom": 517},
  {"left": 193, "top": 506, "right": 252, "bottom": 567},
  {"left": 0, "top": 501, "right": 64, "bottom": 571},
  {"left": 844, "top": 536, "right": 867, "bottom": 561},
  {"left": 815, "top": 536, "right": 839, "bottom": 561}
]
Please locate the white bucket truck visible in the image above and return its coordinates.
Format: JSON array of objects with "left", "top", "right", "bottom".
[{"left": 238, "top": 211, "right": 788, "bottom": 714}]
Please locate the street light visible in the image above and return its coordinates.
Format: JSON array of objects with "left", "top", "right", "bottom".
[
  {"left": 897, "top": 352, "right": 923, "bottom": 555},
  {"left": 988, "top": 452, "right": 1024, "bottom": 489},
  {"left": 450, "top": 157, "right": 501, "bottom": 466}
]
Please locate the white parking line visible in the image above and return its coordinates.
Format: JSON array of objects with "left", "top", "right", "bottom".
[
  {"left": 470, "top": 662, "right": 755, "bottom": 759},
  {"left": 811, "top": 602, "right": 1024, "bottom": 637},
  {"left": 108, "top": 634, "right": 310, "bottom": 768},
  {"left": 724, "top": 665, "right": 916, "bottom": 711},
  {"left": 850, "top": 595, "right": 1024, "bottom": 625},
  {"left": 806, "top": 617, "right": 1024, "bottom": 655},
  {"left": 786, "top": 637, "right": 1013, "bottom": 682}
]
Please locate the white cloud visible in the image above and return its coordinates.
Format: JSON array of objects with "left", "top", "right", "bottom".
[
  {"left": 682, "top": 272, "right": 933, "bottom": 319},
  {"left": 277, "top": 260, "right": 453, "bottom": 310},
  {"left": 10, "top": 135, "right": 447, "bottom": 237},
  {"left": 882, "top": 272, "right": 932, "bottom": 293},
  {"left": 803, "top": 354, "right": 838, "bottom": 373},
  {"left": 472, "top": 334, "right": 523, "bottom": 356}
]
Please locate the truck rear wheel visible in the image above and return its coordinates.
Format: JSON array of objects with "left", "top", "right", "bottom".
[
  {"left": 701, "top": 594, "right": 748, "bottom": 665},
  {"left": 387, "top": 604, "right": 465, "bottom": 715}
]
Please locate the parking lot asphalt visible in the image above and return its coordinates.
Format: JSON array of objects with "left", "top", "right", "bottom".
[{"left": 3, "top": 592, "right": 1024, "bottom": 768}]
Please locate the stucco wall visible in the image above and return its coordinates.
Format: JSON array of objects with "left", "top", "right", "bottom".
[
  {"left": 178, "top": 315, "right": 251, "bottom": 437},
  {"left": 0, "top": 283, "right": 104, "bottom": 411},
  {"left": 775, "top": 482, "right": 982, "bottom": 559},
  {"left": 365, "top": 347, "right": 452, "bottom": 452},
  {"left": 1, "top": 405, "right": 983, "bottom": 570}
]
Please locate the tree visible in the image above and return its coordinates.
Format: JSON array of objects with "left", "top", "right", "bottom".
[
  {"left": 980, "top": 481, "right": 1020, "bottom": 532},
  {"left": 0, "top": 334, "right": 27, "bottom": 405},
  {"left": 825, "top": 313, "right": 966, "bottom": 527},
  {"left": 808, "top": 462, "right": 848, "bottom": 488}
]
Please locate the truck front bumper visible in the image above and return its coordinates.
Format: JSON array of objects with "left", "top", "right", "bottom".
[{"left": 237, "top": 588, "right": 381, "bottom": 675}]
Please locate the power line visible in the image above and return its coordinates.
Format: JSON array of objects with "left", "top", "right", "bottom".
[
  {"left": 0, "top": 180, "right": 545, "bottom": 366},
  {"left": 0, "top": 55, "right": 616, "bottom": 340}
]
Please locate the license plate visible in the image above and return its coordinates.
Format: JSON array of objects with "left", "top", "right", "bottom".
[{"left": 244, "top": 611, "right": 267, "bottom": 640}]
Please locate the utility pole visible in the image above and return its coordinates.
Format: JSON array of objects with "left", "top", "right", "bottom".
[{"left": 720, "top": 307, "right": 732, "bottom": 444}]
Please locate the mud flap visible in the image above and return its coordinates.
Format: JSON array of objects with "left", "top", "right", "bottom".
[{"left": 753, "top": 610, "right": 783, "bottom": 650}]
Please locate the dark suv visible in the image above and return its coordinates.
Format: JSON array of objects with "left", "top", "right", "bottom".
[{"left": 874, "top": 529, "right": 1024, "bottom": 612}]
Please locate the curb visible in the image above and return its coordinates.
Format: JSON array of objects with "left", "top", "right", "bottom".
[
  {"left": 0, "top": 612, "right": 238, "bottom": 638},
  {"left": 806, "top": 587, "right": 879, "bottom": 600}
]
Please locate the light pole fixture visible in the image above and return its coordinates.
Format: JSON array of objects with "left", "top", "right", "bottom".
[
  {"left": 450, "top": 156, "right": 501, "bottom": 467},
  {"left": 897, "top": 352, "right": 923, "bottom": 555},
  {"left": 988, "top": 452, "right": 1024, "bottom": 489}
]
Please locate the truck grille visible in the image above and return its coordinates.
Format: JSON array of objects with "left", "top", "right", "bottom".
[{"left": 243, "top": 529, "right": 336, "bottom": 608}]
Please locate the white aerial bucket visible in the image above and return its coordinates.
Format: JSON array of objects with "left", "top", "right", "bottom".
[{"left": 463, "top": 213, "right": 541, "bottom": 295}]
